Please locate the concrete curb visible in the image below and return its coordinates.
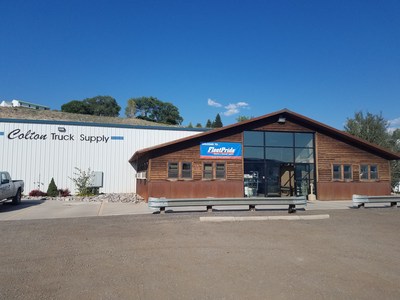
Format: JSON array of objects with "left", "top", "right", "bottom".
[{"left": 200, "top": 214, "right": 330, "bottom": 222}]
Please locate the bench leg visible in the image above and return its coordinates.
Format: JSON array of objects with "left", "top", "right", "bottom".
[
  {"left": 390, "top": 202, "right": 397, "bottom": 208},
  {"left": 160, "top": 207, "right": 165, "bottom": 214},
  {"left": 206, "top": 205, "right": 213, "bottom": 212},
  {"left": 288, "top": 204, "right": 296, "bottom": 214},
  {"left": 249, "top": 205, "right": 256, "bottom": 211}
]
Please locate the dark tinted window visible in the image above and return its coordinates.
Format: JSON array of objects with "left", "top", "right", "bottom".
[
  {"left": 265, "top": 132, "right": 293, "bottom": 147},
  {"left": 295, "top": 133, "right": 314, "bottom": 148},
  {"left": 244, "top": 147, "right": 264, "bottom": 160},
  {"left": 244, "top": 131, "right": 264, "bottom": 146},
  {"left": 266, "top": 148, "right": 293, "bottom": 163}
]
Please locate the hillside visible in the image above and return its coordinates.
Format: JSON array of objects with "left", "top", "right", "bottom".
[{"left": 0, "top": 107, "right": 169, "bottom": 127}]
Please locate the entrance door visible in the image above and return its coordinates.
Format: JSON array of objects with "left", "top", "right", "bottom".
[
  {"left": 244, "top": 162, "right": 265, "bottom": 197},
  {"left": 280, "top": 164, "right": 295, "bottom": 196}
]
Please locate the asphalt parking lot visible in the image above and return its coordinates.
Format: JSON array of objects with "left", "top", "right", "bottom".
[
  {"left": 1, "top": 200, "right": 399, "bottom": 299},
  {"left": 0, "top": 198, "right": 368, "bottom": 221}
]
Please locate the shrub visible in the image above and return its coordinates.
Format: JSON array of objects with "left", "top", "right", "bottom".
[
  {"left": 29, "top": 190, "right": 47, "bottom": 197},
  {"left": 69, "top": 167, "right": 97, "bottom": 196},
  {"left": 58, "top": 189, "right": 71, "bottom": 197},
  {"left": 46, "top": 178, "right": 58, "bottom": 197}
]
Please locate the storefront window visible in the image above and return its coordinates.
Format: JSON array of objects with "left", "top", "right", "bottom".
[
  {"left": 265, "top": 132, "right": 293, "bottom": 147},
  {"left": 244, "top": 131, "right": 263, "bottom": 146},
  {"left": 244, "top": 146, "right": 264, "bottom": 160},
  {"left": 244, "top": 131, "right": 315, "bottom": 197},
  {"left": 266, "top": 147, "right": 293, "bottom": 163}
]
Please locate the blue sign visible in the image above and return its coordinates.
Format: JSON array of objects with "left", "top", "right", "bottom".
[{"left": 200, "top": 142, "right": 242, "bottom": 159}]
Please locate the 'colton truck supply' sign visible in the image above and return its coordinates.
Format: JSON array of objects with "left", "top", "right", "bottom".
[{"left": 200, "top": 142, "right": 242, "bottom": 159}]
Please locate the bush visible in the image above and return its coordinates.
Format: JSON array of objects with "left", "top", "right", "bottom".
[
  {"left": 70, "top": 167, "right": 97, "bottom": 196},
  {"left": 29, "top": 190, "right": 47, "bottom": 197},
  {"left": 58, "top": 189, "right": 71, "bottom": 197},
  {"left": 46, "top": 178, "right": 58, "bottom": 197}
]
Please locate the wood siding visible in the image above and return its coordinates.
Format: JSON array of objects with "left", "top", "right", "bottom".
[
  {"left": 135, "top": 114, "right": 396, "bottom": 201},
  {"left": 316, "top": 132, "right": 391, "bottom": 200},
  {"left": 251, "top": 120, "right": 314, "bottom": 132},
  {"left": 147, "top": 180, "right": 243, "bottom": 199}
]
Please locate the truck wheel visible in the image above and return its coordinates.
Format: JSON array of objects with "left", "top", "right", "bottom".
[{"left": 12, "top": 189, "right": 22, "bottom": 205}]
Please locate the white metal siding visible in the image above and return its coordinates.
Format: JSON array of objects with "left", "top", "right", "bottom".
[{"left": 0, "top": 121, "right": 201, "bottom": 194}]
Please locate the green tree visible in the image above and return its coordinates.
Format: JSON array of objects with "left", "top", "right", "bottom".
[
  {"left": 84, "top": 96, "right": 120, "bottom": 117},
  {"left": 129, "top": 96, "right": 183, "bottom": 125},
  {"left": 62, "top": 96, "right": 121, "bottom": 117},
  {"left": 344, "top": 111, "right": 399, "bottom": 190},
  {"left": 61, "top": 100, "right": 91, "bottom": 115},
  {"left": 344, "top": 111, "right": 390, "bottom": 148},
  {"left": 236, "top": 115, "right": 253, "bottom": 122},
  {"left": 390, "top": 129, "right": 400, "bottom": 190},
  {"left": 187, "top": 122, "right": 193, "bottom": 128},
  {"left": 195, "top": 123, "right": 202, "bottom": 128},
  {"left": 212, "top": 113, "right": 223, "bottom": 128},
  {"left": 205, "top": 119, "right": 212, "bottom": 128},
  {"left": 46, "top": 178, "right": 58, "bottom": 197},
  {"left": 125, "top": 98, "right": 136, "bottom": 118}
]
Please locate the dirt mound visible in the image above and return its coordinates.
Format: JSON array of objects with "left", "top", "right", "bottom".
[{"left": 0, "top": 107, "right": 168, "bottom": 127}]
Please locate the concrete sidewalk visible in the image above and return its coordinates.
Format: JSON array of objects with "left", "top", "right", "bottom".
[{"left": 0, "top": 198, "right": 396, "bottom": 221}]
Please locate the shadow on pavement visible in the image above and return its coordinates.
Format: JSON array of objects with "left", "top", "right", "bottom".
[{"left": 0, "top": 198, "right": 45, "bottom": 213}]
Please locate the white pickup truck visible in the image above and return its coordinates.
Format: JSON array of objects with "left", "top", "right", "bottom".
[{"left": 0, "top": 171, "right": 24, "bottom": 205}]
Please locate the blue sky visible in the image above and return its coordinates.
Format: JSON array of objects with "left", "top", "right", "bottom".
[{"left": 1, "top": 0, "right": 399, "bottom": 130}]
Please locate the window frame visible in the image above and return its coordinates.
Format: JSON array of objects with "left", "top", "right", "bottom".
[
  {"left": 360, "top": 164, "right": 379, "bottom": 181},
  {"left": 181, "top": 162, "right": 192, "bottom": 179},
  {"left": 215, "top": 162, "right": 226, "bottom": 179},
  {"left": 168, "top": 162, "right": 179, "bottom": 179},
  {"left": 203, "top": 162, "right": 213, "bottom": 180},
  {"left": 343, "top": 164, "right": 352, "bottom": 181},
  {"left": 332, "top": 164, "right": 342, "bottom": 181}
]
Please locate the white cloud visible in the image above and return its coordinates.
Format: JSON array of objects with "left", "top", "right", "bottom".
[
  {"left": 207, "top": 98, "right": 250, "bottom": 117},
  {"left": 388, "top": 117, "right": 400, "bottom": 133},
  {"left": 388, "top": 117, "right": 400, "bottom": 128},
  {"left": 223, "top": 102, "right": 250, "bottom": 116},
  {"left": 207, "top": 98, "right": 222, "bottom": 108},
  {"left": 236, "top": 102, "right": 249, "bottom": 107}
]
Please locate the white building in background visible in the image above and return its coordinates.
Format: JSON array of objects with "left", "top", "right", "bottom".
[
  {"left": 0, "top": 99, "right": 50, "bottom": 110},
  {"left": 0, "top": 118, "right": 205, "bottom": 194}
]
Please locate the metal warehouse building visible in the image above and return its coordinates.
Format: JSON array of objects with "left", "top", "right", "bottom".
[{"left": 0, "top": 117, "right": 204, "bottom": 194}]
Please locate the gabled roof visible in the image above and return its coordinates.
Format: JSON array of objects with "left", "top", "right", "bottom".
[{"left": 129, "top": 109, "right": 400, "bottom": 163}]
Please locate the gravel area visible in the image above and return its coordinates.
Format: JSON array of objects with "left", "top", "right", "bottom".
[{"left": 24, "top": 193, "right": 144, "bottom": 203}]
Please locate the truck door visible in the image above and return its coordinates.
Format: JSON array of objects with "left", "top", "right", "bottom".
[{"left": 0, "top": 172, "right": 12, "bottom": 199}]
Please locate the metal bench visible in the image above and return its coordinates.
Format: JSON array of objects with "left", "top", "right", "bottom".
[
  {"left": 352, "top": 194, "right": 400, "bottom": 209},
  {"left": 148, "top": 196, "right": 307, "bottom": 214}
]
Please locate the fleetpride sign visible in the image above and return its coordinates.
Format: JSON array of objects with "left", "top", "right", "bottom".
[{"left": 200, "top": 142, "right": 242, "bottom": 159}]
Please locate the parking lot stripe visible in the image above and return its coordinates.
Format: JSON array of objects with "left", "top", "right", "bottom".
[
  {"left": 200, "top": 214, "right": 330, "bottom": 222},
  {"left": 97, "top": 201, "right": 106, "bottom": 216}
]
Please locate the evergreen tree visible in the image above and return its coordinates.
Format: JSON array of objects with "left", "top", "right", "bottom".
[
  {"left": 212, "top": 113, "right": 223, "bottom": 128},
  {"left": 188, "top": 122, "right": 193, "bottom": 128},
  {"left": 205, "top": 119, "right": 212, "bottom": 128},
  {"left": 47, "top": 178, "right": 58, "bottom": 197},
  {"left": 195, "top": 123, "right": 202, "bottom": 128}
]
